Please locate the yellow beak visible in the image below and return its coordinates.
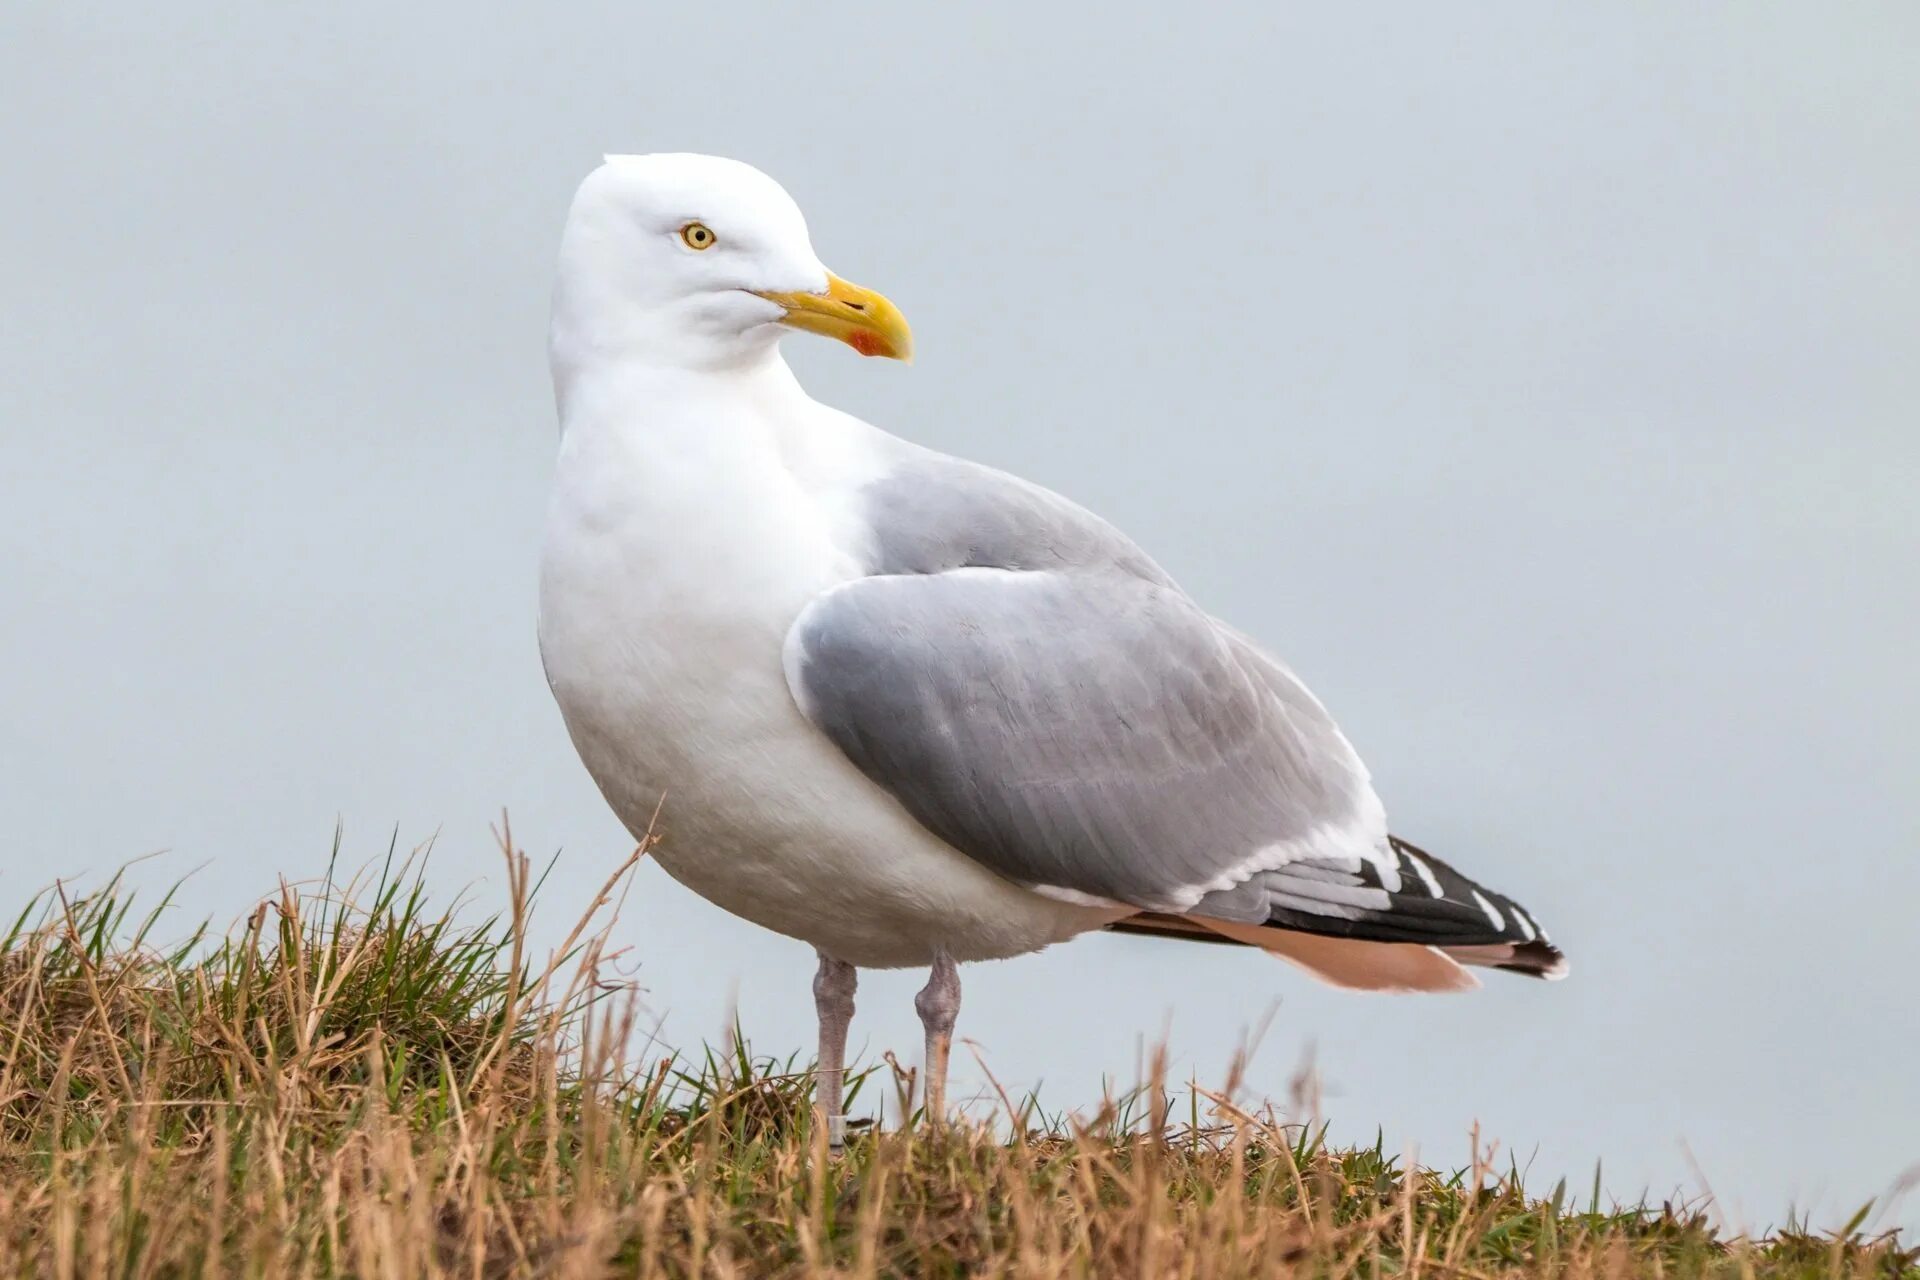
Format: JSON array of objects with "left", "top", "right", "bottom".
[{"left": 755, "top": 272, "right": 912, "bottom": 361}]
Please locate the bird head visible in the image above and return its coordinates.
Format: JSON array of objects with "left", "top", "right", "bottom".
[{"left": 552, "top": 153, "right": 911, "bottom": 372}]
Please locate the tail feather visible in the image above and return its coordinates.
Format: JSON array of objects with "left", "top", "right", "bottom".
[
  {"left": 1198, "top": 918, "right": 1481, "bottom": 992},
  {"left": 1110, "top": 913, "right": 1478, "bottom": 991}
]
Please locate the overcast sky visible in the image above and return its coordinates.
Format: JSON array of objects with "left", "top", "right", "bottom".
[{"left": 3, "top": 2, "right": 1915, "bottom": 1233}]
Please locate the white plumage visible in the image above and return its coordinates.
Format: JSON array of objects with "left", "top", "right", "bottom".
[{"left": 538, "top": 154, "right": 1564, "bottom": 1142}]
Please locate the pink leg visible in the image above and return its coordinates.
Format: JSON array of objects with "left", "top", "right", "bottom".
[
  {"left": 914, "top": 952, "right": 962, "bottom": 1127},
  {"left": 812, "top": 952, "right": 858, "bottom": 1151}
]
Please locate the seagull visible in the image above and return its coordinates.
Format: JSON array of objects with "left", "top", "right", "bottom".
[{"left": 539, "top": 154, "right": 1565, "bottom": 1148}]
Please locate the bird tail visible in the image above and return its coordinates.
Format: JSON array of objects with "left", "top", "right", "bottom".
[
  {"left": 1104, "top": 835, "right": 1567, "bottom": 990},
  {"left": 1108, "top": 913, "right": 1482, "bottom": 992}
]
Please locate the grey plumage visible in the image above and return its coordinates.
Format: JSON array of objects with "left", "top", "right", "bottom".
[
  {"left": 789, "top": 451, "right": 1564, "bottom": 979},
  {"left": 860, "top": 455, "right": 1168, "bottom": 583}
]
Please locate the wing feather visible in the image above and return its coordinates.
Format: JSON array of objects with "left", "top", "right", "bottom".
[
  {"left": 784, "top": 452, "right": 1565, "bottom": 982},
  {"left": 787, "top": 563, "right": 1383, "bottom": 912}
]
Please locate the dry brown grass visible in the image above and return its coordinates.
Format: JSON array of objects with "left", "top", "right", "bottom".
[{"left": 0, "top": 829, "right": 1910, "bottom": 1279}]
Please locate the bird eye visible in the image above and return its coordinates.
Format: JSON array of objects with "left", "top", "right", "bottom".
[{"left": 679, "top": 222, "right": 716, "bottom": 251}]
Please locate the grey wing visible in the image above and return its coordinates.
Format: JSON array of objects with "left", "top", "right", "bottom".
[
  {"left": 783, "top": 451, "right": 1564, "bottom": 978},
  {"left": 785, "top": 560, "right": 1391, "bottom": 914}
]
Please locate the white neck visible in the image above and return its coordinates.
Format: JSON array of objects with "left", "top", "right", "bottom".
[
  {"left": 549, "top": 331, "right": 815, "bottom": 440},
  {"left": 546, "top": 333, "right": 905, "bottom": 589}
]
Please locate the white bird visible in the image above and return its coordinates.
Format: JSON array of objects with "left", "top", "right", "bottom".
[{"left": 539, "top": 154, "right": 1565, "bottom": 1147}]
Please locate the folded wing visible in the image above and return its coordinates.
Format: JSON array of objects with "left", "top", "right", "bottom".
[{"left": 784, "top": 454, "right": 1564, "bottom": 988}]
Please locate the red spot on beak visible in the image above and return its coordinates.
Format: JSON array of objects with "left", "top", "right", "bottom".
[{"left": 846, "top": 331, "right": 886, "bottom": 358}]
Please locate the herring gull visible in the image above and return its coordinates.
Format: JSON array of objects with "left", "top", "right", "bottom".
[{"left": 538, "top": 153, "right": 1565, "bottom": 1148}]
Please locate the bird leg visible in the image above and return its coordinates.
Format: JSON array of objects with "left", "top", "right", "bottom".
[
  {"left": 812, "top": 952, "right": 858, "bottom": 1152},
  {"left": 913, "top": 951, "right": 962, "bottom": 1129}
]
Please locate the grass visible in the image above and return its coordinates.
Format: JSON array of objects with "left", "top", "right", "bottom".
[{"left": 0, "top": 828, "right": 1910, "bottom": 1278}]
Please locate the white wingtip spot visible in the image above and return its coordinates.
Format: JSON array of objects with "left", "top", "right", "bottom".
[
  {"left": 1403, "top": 851, "right": 1445, "bottom": 899},
  {"left": 1470, "top": 890, "right": 1506, "bottom": 931}
]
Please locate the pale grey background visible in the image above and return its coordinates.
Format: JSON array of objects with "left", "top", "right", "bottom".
[{"left": 3, "top": 2, "right": 1915, "bottom": 1233}]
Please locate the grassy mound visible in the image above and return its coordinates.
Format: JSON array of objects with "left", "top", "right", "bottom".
[{"left": 0, "top": 835, "right": 1909, "bottom": 1278}]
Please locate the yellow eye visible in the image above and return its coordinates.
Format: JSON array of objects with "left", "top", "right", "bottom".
[{"left": 679, "top": 222, "right": 716, "bottom": 250}]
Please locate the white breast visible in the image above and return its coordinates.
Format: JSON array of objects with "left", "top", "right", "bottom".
[{"left": 537, "top": 361, "right": 1117, "bottom": 968}]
